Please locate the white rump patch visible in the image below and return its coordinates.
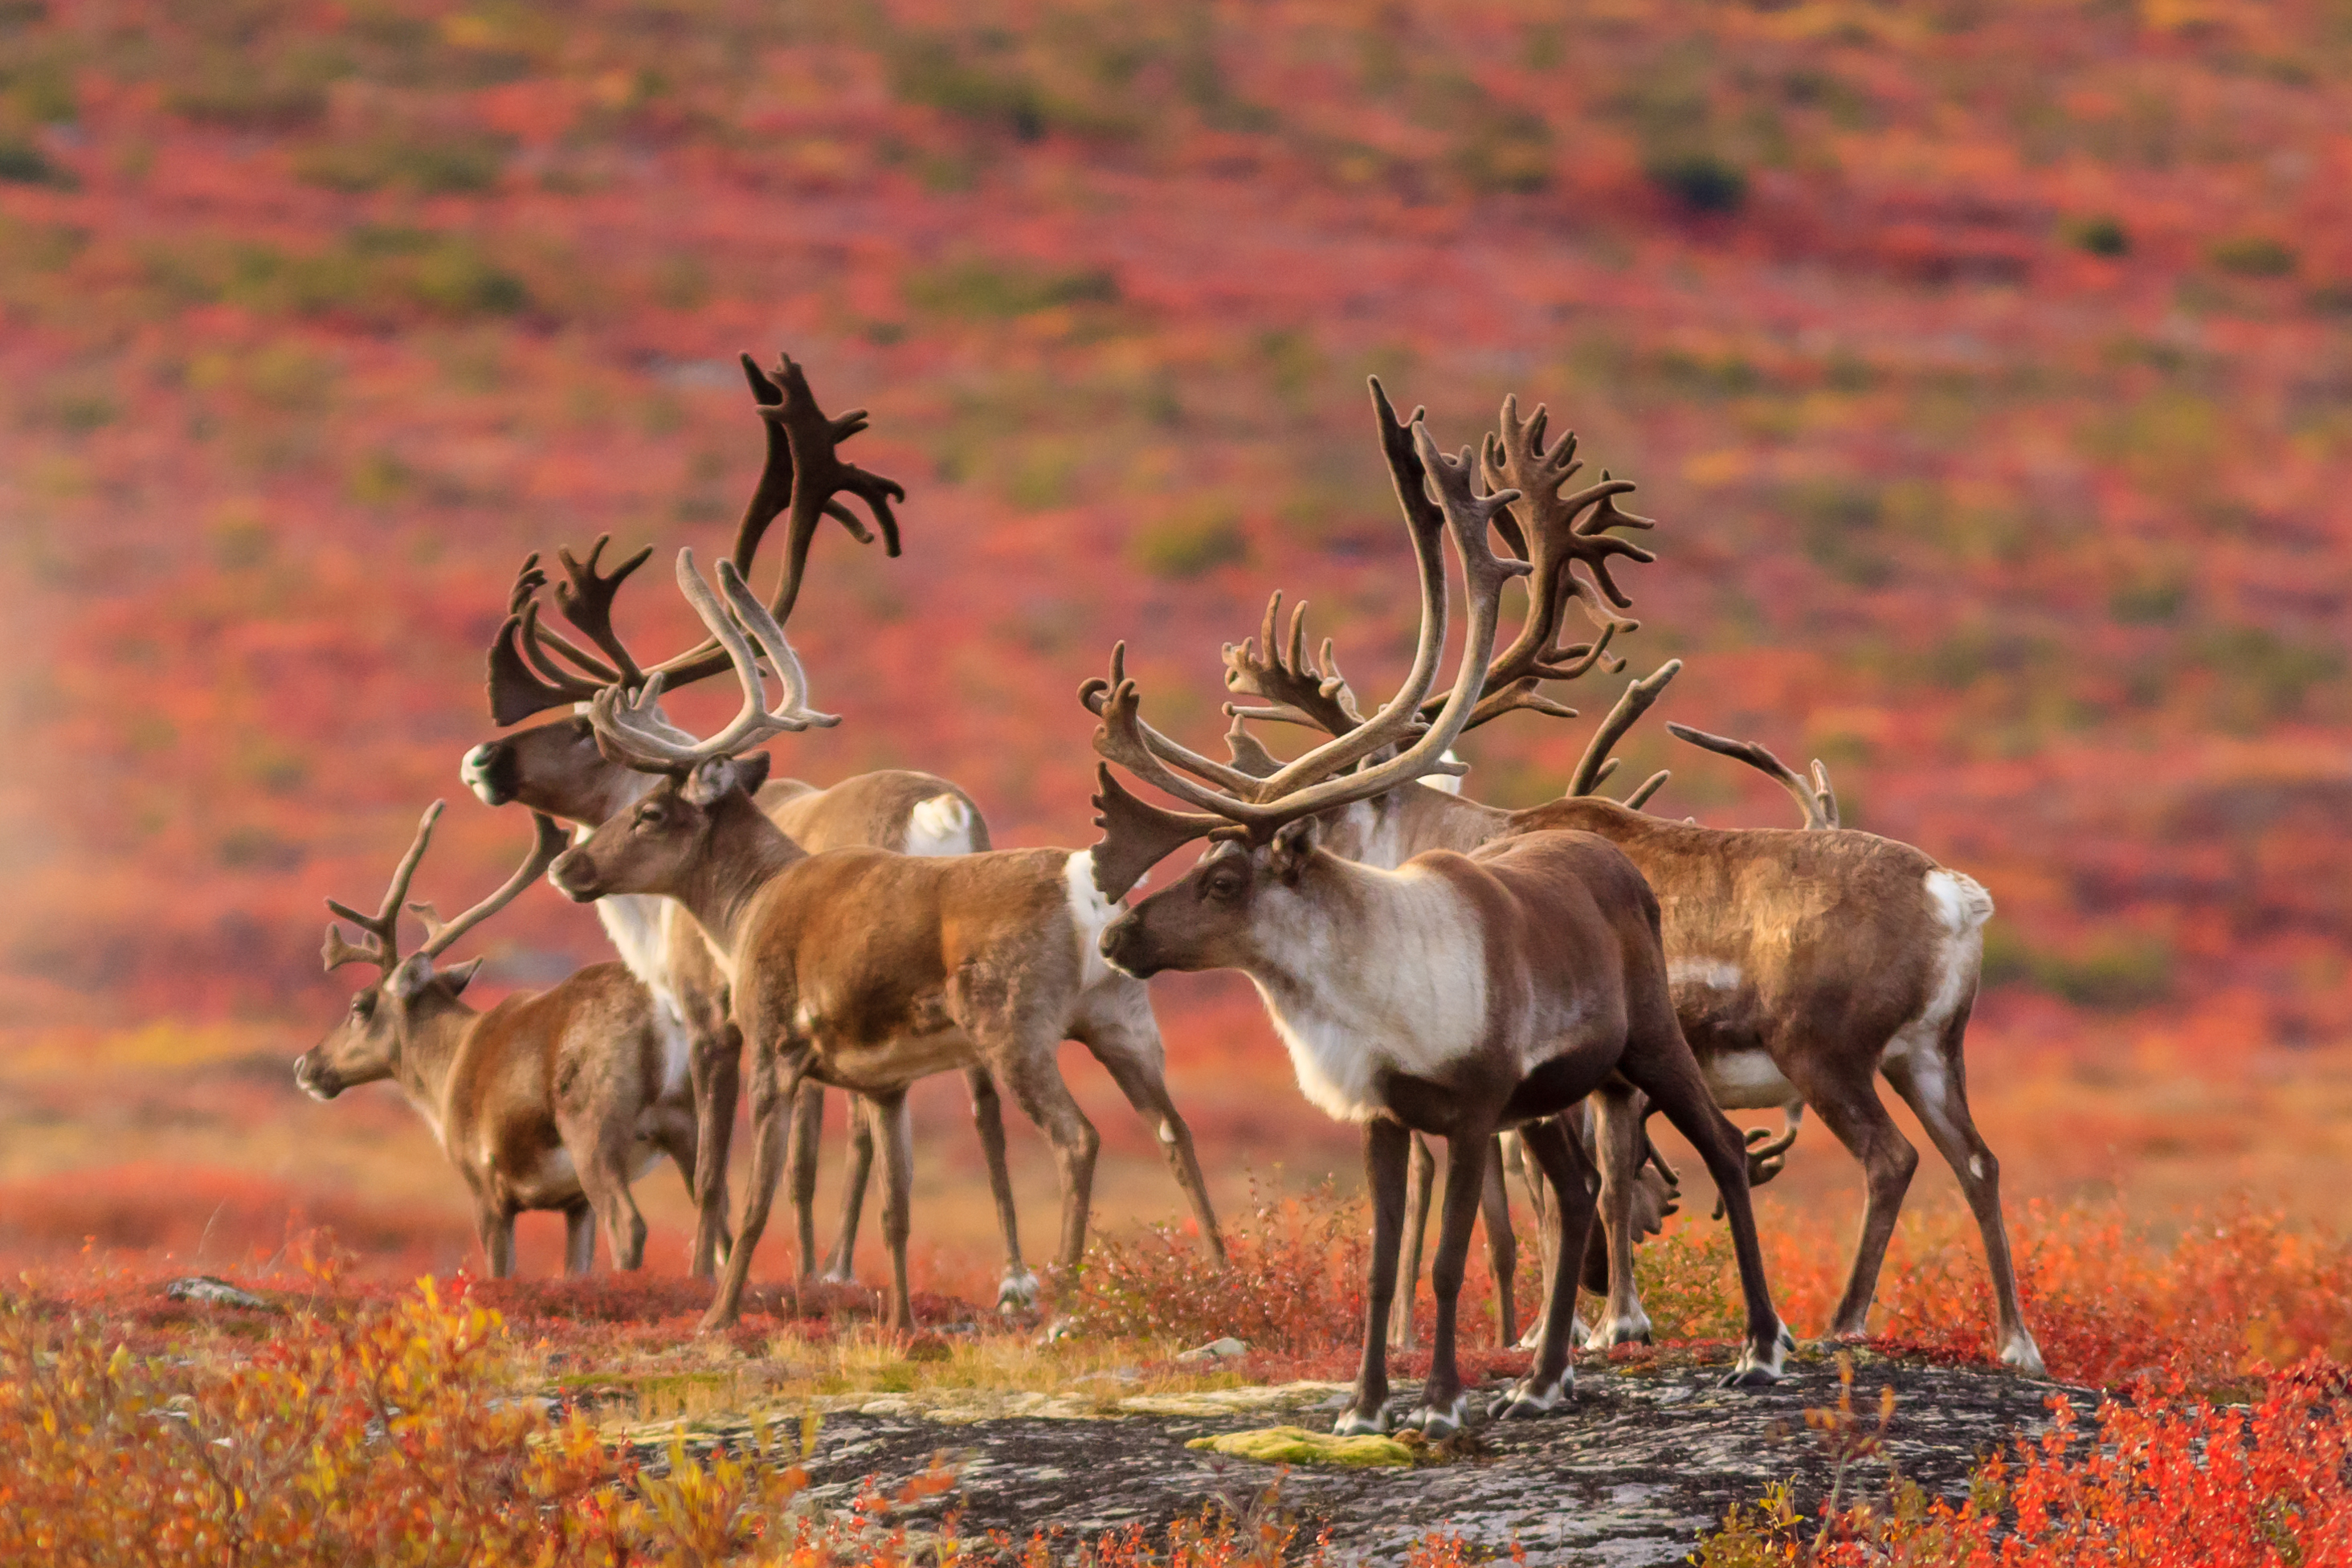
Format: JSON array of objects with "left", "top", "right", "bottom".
[
  {"left": 1878, "top": 869, "right": 1991, "bottom": 1143},
  {"left": 905, "top": 794, "right": 978, "bottom": 856},
  {"left": 1926, "top": 868, "right": 1994, "bottom": 936},
  {"left": 1669, "top": 958, "right": 1744, "bottom": 992},
  {"left": 1704, "top": 1048, "right": 1799, "bottom": 1110},
  {"left": 1064, "top": 851, "right": 1119, "bottom": 986}
]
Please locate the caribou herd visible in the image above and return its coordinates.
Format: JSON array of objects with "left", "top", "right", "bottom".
[{"left": 293, "top": 351, "right": 2044, "bottom": 1439}]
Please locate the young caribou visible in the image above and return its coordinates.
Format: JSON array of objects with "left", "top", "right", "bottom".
[
  {"left": 462, "top": 350, "right": 1030, "bottom": 1302},
  {"left": 548, "top": 550, "right": 1224, "bottom": 1333},
  {"left": 1082, "top": 402, "right": 1786, "bottom": 1439},
  {"left": 295, "top": 802, "right": 712, "bottom": 1277},
  {"left": 1206, "top": 389, "right": 2041, "bottom": 1375}
]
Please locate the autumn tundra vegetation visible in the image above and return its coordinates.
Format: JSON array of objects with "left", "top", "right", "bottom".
[{"left": 5, "top": 0, "right": 2352, "bottom": 1562}]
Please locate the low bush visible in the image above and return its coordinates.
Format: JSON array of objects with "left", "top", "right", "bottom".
[{"left": 1699, "top": 1358, "right": 2352, "bottom": 1564}]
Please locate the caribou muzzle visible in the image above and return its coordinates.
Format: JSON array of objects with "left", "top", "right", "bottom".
[
  {"left": 460, "top": 741, "right": 517, "bottom": 806},
  {"left": 548, "top": 846, "right": 604, "bottom": 902},
  {"left": 1098, "top": 911, "right": 1162, "bottom": 979},
  {"left": 292, "top": 1052, "right": 343, "bottom": 1101}
]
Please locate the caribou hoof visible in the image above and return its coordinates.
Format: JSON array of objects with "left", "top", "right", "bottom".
[
  {"left": 1999, "top": 1330, "right": 2048, "bottom": 1379},
  {"left": 1721, "top": 1338, "right": 1787, "bottom": 1388},
  {"left": 996, "top": 1269, "right": 1041, "bottom": 1313},
  {"left": 1778, "top": 1322, "right": 1799, "bottom": 1353},
  {"left": 1485, "top": 1373, "right": 1571, "bottom": 1422},
  {"left": 1399, "top": 1391, "right": 1472, "bottom": 1439},
  {"left": 1582, "top": 1313, "right": 1654, "bottom": 1351},
  {"left": 819, "top": 1267, "right": 858, "bottom": 1286},
  {"left": 1332, "top": 1405, "right": 1391, "bottom": 1436}
]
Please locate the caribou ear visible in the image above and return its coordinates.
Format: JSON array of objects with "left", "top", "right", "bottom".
[
  {"left": 438, "top": 958, "right": 484, "bottom": 997},
  {"left": 388, "top": 954, "right": 437, "bottom": 1000},
  {"left": 1268, "top": 819, "right": 1318, "bottom": 884},
  {"left": 685, "top": 751, "right": 771, "bottom": 804}
]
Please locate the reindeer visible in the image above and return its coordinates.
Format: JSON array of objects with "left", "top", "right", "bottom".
[
  {"left": 1081, "top": 402, "right": 1786, "bottom": 1438},
  {"left": 295, "top": 803, "right": 712, "bottom": 1277},
  {"left": 549, "top": 550, "right": 1224, "bottom": 1333},
  {"left": 461, "top": 350, "right": 1032, "bottom": 1305},
  {"left": 1196, "top": 387, "right": 2040, "bottom": 1375}
]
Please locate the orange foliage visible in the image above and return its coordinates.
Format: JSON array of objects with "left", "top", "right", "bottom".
[
  {"left": 1701, "top": 1360, "right": 2352, "bottom": 1566},
  {"left": 0, "top": 0, "right": 2341, "bottom": 1056}
]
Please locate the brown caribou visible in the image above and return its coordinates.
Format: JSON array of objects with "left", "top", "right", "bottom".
[
  {"left": 295, "top": 802, "right": 711, "bottom": 1277},
  {"left": 1083, "top": 399, "right": 1786, "bottom": 1438},
  {"left": 461, "top": 351, "right": 1038, "bottom": 1306},
  {"left": 549, "top": 550, "right": 1224, "bottom": 1333},
  {"left": 1194, "top": 390, "right": 2040, "bottom": 1375}
]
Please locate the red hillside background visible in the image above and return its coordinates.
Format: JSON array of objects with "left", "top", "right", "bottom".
[{"left": 2, "top": 0, "right": 2349, "bottom": 1280}]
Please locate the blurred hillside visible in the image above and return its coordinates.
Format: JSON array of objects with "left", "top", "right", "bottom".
[{"left": 2, "top": 0, "right": 2348, "bottom": 1061}]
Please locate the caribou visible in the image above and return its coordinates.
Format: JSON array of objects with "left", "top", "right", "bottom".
[
  {"left": 1081, "top": 398, "right": 1787, "bottom": 1439},
  {"left": 548, "top": 549, "right": 1225, "bottom": 1333},
  {"left": 295, "top": 802, "right": 712, "bottom": 1277},
  {"left": 462, "top": 350, "right": 1035, "bottom": 1305},
  {"left": 1200, "top": 388, "right": 2041, "bottom": 1375}
]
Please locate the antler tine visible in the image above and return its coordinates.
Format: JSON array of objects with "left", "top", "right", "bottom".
[
  {"left": 1566, "top": 660, "right": 1681, "bottom": 797},
  {"left": 413, "top": 811, "right": 570, "bottom": 958},
  {"left": 1459, "top": 394, "right": 1655, "bottom": 721},
  {"left": 1623, "top": 770, "right": 1672, "bottom": 810},
  {"left": 1219, "top": 592, "right": 1366, "bottom": 741},
  {"left": 757, "top": 352, "right": 905, "bottom": 627},
  {"left": 590, "top": 549, "right": 823, "bottom": 777},
  {"left": 1080, "top": 644, "right": 1276, "bottom": 798},
  {"left": 1228, "top": 394, "right": 1468, "bottom": 801},
  {"left": 1092, "top": 418, "right": 1529, "bottom": 834},
  {"left": 321, "top": 801, "right": 443, "bottom": 974},
  {"left": 712, "top": 557, "right": 839, "bottom": 732},
  {"left": 487, "top": 605, "right": 612, "bottom": 726},
  {"left": 1664, "top": 722, "right": 1840, "bottom": 829},
  {"left": 1087, "top": 764, "right": 1231, "bottom": 902},
  {"left": 553, "top": 534, "right": 655, "bottom": 687}
]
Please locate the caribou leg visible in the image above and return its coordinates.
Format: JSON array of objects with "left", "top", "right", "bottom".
[
  {"left": 562, "top": 1202, "right": 598, "bottom": 1276},
  {"left": 868, "top": 1089, "right": 918, "bottom": 1333},
  {"left": 1389, "top": 1133, "right": 1436, "bottom": 1351},
  {"left": 700, "top": 1039, "right": 805, "bottom": 1333},
  {"left": 1402, "top": 1121, "right": 1498, "bottom": 1438},
  {"left": 1787, "top": 1057, "right": 1920, "bottom": 1343},
  {"left": 963, "top": 1066, "right": 1037, "bottom": 1310},
  {"left": 1880, "top": 1005, "right": 2044, "bottom": 1375},
  {"left": 819, "top": 1092, "right": 875, "bottom": 1283},
  {"left": 1492, "top": 1114, "right": 1600, "bottom": 1419},
  {"left": 1072, "top": 979, "right": 1226, "bottom": 1264},
  {"left": 1337, "top": 1117, "right": 1411, "bottom": 1435},
  {"left": 1584, "top": 1084, "right": 1655, "bottom": 1349},
  {"left": 1478, "top": 1139, "right": 1519, "bottom": 1348},
  {"left": 790, "top": 1081, "right": 828, "bottom": 1277},
  {"left": 1621, "top": 1015, "right": 1786, "bottom": 1385}
]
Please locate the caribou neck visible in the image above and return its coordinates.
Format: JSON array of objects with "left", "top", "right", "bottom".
[
  {"left": 672, "top": 792, "right": 807, "bottom": 957},
  {"left": 390, "top": 1002, "right": 477, "bottom": 1149}
]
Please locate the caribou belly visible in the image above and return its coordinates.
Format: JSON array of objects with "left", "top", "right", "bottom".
[{"left": 1704, "top": 1048, "right": 1799, "bottom": 1110}]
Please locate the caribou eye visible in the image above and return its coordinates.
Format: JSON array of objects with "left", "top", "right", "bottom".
[
  {"left": 637, "top": 800, "right": 668, "bottom": 826},
  {"left": 351, "top": 993, "right": 374, "bottom": 1019}
]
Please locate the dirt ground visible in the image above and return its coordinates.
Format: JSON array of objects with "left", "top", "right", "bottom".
[{"left": 610, "top": 1350, "right": 2083, "bottom": 1566}]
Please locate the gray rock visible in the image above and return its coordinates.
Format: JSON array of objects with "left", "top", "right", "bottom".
[
  {"left": 162, "top": 1276, "right": 278, "bottom": 1313},
  {"left": 621, "top": 1352, "right": 2085, "bottom": 1565}
]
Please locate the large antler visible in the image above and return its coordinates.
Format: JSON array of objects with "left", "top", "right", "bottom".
[
  {"left": 589, "top": 548, "right": 840, "bottom": 777},
  {"left": 486, "top": 352, "right": 904, "bottom": 726},
  {"left": 1665, "top": 723, "right": 1840, "bottom": 828},
  {"left": 1092, "top": 417, "right": 1528, "bottom": 841},
  {"left": 408, "top": 811, "right": 570, "bottom": 958},
  {"left": 322, "top": 802, "right": 444, "bottom": 973}
]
